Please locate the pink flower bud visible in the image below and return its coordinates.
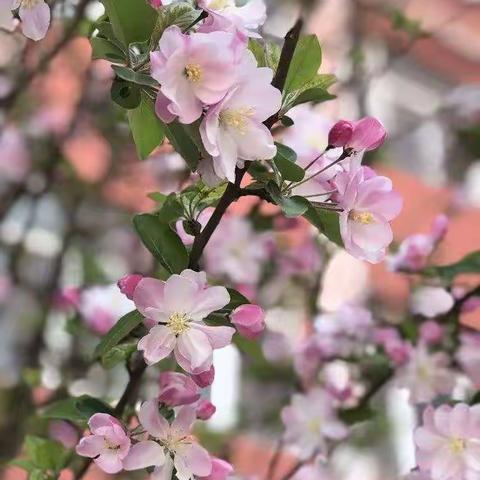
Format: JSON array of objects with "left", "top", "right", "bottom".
[
  {"left": 117, "top": 274, "right": 143, "bottom": 300},
  {"left": 385, "top": 340, "right": 412, "bottom": 366},
  {"left": 199, "top": 457, "right": 234, "bottom": 480},
  {"left": 192, "top": 365, "right": 215, "bottom": 388},
  {"left": 420, "top": 320, "right": 444, "bottom": 344},
  {"left": 158, "top": 372, "right": 201, "bottom": 407},
  {"left": 231, "top": 304, "right": 265, "bottom": 340},
  {"left": 349, "top": 117, "right": 387, "bottom": 151},
  {"left": 196, "top": 399, "right": 216, "bottom": 420},
  {"left": 149, "top": 0, "right": 163, "bottom": 8},
  {"left": 431, "top": 214, "right": 449, "bottom": 243},
  {"left": 49, "top": 420, "right": 79, "bottom": 449},
  {"left": 328, "top": 120, "right": 354, "bottom": 147},
  {"left": 53, "top": 287, "right": 80, "bottom": 310}
]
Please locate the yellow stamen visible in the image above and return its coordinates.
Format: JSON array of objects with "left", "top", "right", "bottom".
[
  {"left": 21, "top": 0, "right": 40, "bottom": 8},
  {"left": 349, "top": 211, "right": 375, "bottom": 225},
  {"left": 167, "top": 312, "right": 190, "bottom": 335},
  {"left": 184, "top": 64, "right": 202, "bottom": 82},
  {"left": 209, "top": 0, "right": 232, "bottom": 10},
  {"left": 219, "top": 107, "right": 255, "bottom": 135},
  {"left": 450, "top": 438, "right": 465, "bottom": 454}
]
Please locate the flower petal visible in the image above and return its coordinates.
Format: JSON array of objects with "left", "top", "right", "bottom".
[
  {"left": 138, "top": 400, "right": 170, "bottom": 438},
  {"left": 123, "top": 441, "right": 165, "bottom": 470},
  {"left": 138, "top": 325, "right": 176, "bottom": 365},
  {"left": 176, "top": 328, "right": 213, "bottom": 372}
]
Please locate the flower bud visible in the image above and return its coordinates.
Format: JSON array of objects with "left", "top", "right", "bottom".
[
  {"left": 149, "top": 0, "right": 163, "bottom": 8},
  {"left": 196, "top": 399, "right": 216, "bottom": 420},
  {"left": 117, "top": 274, "right": 143, "bottom": 300},
  {"left": 328, "top": 120, "right": 354, "bottom": 147},
  {"left": 349, "top": 117, "right": 387, "bottom": 151},
  {"left": 53, "top": 287, "right": 80, "bottom": 310},
  {"left": 192, "top": 365, "right": 215, "bottom": 388},
  {"left": 231, "top": 304, "right": 265, "bottom": 340},
  {"left": 431, "top": 214, "right": 449, "bottom": 243},
  {"left": 199, "top": 457, "right": 234, "bottom": 480},
  {"left": 158, "top": 372, "right": 200, "bottom": 407}
]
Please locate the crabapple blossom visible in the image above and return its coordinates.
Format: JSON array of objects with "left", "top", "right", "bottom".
[
  {"left": 419, "top": 320, "right": 444, "bottom": 344},
  {"left": 0, "top": 126, "right": 30, "bottom": 183},
  {"left": 79, "top": 284, "right": 134, "bottom": 335},
  {"left": 335, "top": 167, "right": 403, "bottom": 263},
  {"left": 134, "top": 269, "right": 234, "bottom": 373},
  {"left": 414, "top": 403, "right": 480, "bottom": 480},
  {"left": 76, "top": 414, "right": 131, "bottom": 474},
  {"left": 374, "top": 328, "right": 412, "bottom": 365},
  {"left": 281, "top": 388, "right": 348, "bottom": 458},
  {"left": 388, "top": 215, "right": 449, "bottom": 272},
  {"left": 396, "top": 342, "right": 454, "bottom": 404},
  {"left": 199, "top": 457, "right": 234, "bottom": 480},
  {"left": 117, "top": 274, "right": 143, "bottom": 300},
  {"left": 200, "top": 50, "right": 281, "bottom": 182},
  {"left": 204, "top": 215, "right": 271, "bottom": 285},
  {"left": 0, "top": 0, "right": 50, "bottom": 40},
  {"left": 124, "top": 400, "right": 212, "bottom": 479},
  {"left": 293, "top": 335, "right": 335, "bottom": 385},
  {"left": 231, "top": 304, "right": 265, "bottom": 340},
  {"left": 158, "top": 372, "right": 201, "bottom": 407},
  {"left": 192, "top": 365, "right": 216, "bottom": 388},
  {"left": 198, "top": 0, "right": 266, "bottom": 39},
  {"left": 328, "top": 117, "right": 387, "bottom": 152},
  {"left": 195, "top": 398, "right": 216, "bottom": 420},
  {"left": 456, "top": 333, "right": 480, "bottom": 387},
  {"left": 410, "top": 286, "right": 455, "bottom": 318},
  {"left": 151, "top": 26, "right": 243, "bottom": 124}
]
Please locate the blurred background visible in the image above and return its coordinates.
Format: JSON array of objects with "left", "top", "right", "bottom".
[{"left": 1, "top": 0, "right": 480, "bottom": 479}]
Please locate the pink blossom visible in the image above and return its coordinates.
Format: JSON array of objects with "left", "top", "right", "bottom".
[
  {"left": 49, "top": 420, "right": 79, "bottom": 449},
  {"left": 79, "top": 284, "right": 135, "bottom": 335},
  {"left": 53, "top": 287, "right": 80, "bottom": 311},
  {"left": 158, "top": 372, "right": 201, "bottom": 407},
  {"left": 293, "top": 335, "right": 335, "bottom": 385},
  {"left": 0, "top": 0, "right": 50, "bottom": 40},
  {"left": 278, "top": 237, "right": 323, "bottom": 276},
  {"left": 199, "top": 457, "right": 234, "bottom": 480},
  {"left": 0, "top": 126, "right": 30, "bottom": 183},
  {"left": 117, "top": 274, "right": 143, "bottom": 300},
  {"left": 198, "top": 0, "right": 266, "bottom": 39},
  {"left": 135, "top": 269, "right": 234, "bottom": 373},
  {"left": 388, "top": 215, "right": 449, "bottom": 272},
  {"left": 151, "top": 26, "right": 242, "bottom": 124},
  {"left": 396, "top": 343, "right": 454, "bottom": 404},
  {"left": 336, "top": 167, "right": 402, "bottom": 263},
  {"left": 195, "top": 398, "right": 216, "bottom": 420},
  {"left": 124, "top": 401, "right": 212, "bottom": 479},
  {"left": 291, "top": 462, "right": 334, "bottom": 480},
  {"left": 231, "top": 304, "right": 265, "bottom": 340},
  {"left": 410, "top": 287, "right": 454, "bottom": 318},
  {"left": 462, "top": 297, "right": 480, "bottom": 314},
  {"left": 419, "top": 321, "right": 444, "bottom": 344},
  {"left": 76, "top": 413, "right": 131, "bottom": 474},
  {"left": 200, "top": 50, "right": 281, "bottom": 182},
  {"left": 414, "top": 403, "right": 480, "bottom": 480},
  {"left": 281, "top": 388, "right": 348, "bottom": 458},
  {"left": 328, "top": 117, "right": 387, "bottom": 152},
  {"left": 149, "top": 0, "right": 163, "bottom": 7},
  {"left": 456, "top": 333, "right": 480, "bottom": 387},
  {"left": 192, "top": 365, "right": 216, "bottom": 388},
  {"left": 374, "top": 328, "right": 412, "bottom": 365},
  {"left": 204, "top": 215, "right": 271, "bottom": 285}
]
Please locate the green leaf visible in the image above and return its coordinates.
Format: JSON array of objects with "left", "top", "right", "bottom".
[
  {"left": 93, "top": 310, "right": 144, "bottom": 359},
  {"left": 102, "top": 0, "right": 158, "bottom": 46},
  {"left": 339, "top": 406, "right": 376, "bottom": 425},
  {"left": 111, "top": 78, "right": 141, "bottom": 110},
  {"left": 25, "top": 436, "right": 68, "bottom": 472},
  {"left": 75, "top": 396, "right": 114, "bottom": 418},
  {"left": 41, "top": 395, "right": 113, "bottom": 423},
  {"left": 128, "top": 40, "right": 150, "bottom": 69},
  {"left": 424, "top": 251, "right": 480, "bottom": 281},
  {"left": 151, "top": 3, "right": 200, "bottom": 46},
  {"left": 161, "top": 121, "right": 201, "bottom": 170},
  {"left": 294, "top": 87, "right": 336, "bottom": 106},
  {"left": 281, "top": 115, "right": 294, "bottom": 127},
  {"left": 226, "top": 288, "right": 250, "bottom": 311},
  {"left": 128, "top": 94, "right": 165, "bottom": 160},
  {"left": 158, "top": 194, "right": 185, "bottom": 223},
  {"left": 101, "top": 341, "right": 138, "bottom": 369},
  {"left": 273, "top": 143, "right": 304, "bottom": 182},
  {"left": 112, "top": 65, "right": 158, "bottom": 87},
  {"left": 266, "top": 182, "right": 309, "bottom": 217},
  {"left": 234, "top": 335, "right": 267, "bottom": 367},
  {"left": 303, "top": 205, "right": 343, "bottom": 246},
  {"left": 133, "top": 214, "right": 189, "bottom": 273},
  {"left": 9, "top": 459, "right": 37, "bottom": 473},
  {"left": 284, "top": 35, "right": 322, "bottom": 94},
  {"left": 90, "top": 37, "right": 126, "bottom": 62}
]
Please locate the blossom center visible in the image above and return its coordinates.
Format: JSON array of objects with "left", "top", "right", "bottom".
[
  {"left": 184, "top": 64, "right": 202, "bottom": 83},
  {"left": 167, "top": 312, "right": 190, "bottom": 335},
  {"left": 209, "top": 0, "right": 233, "bottom": 10},
  {"left": 307, "top": 418, "right": 322, "bottom": 434},
  {"left": 21, "top": 0, "right": 40, "bottom": 8},
  {"left": 450, "top": 438, "right": 466, "bottom": 454},
  {"left": 103, "top": 438, "right": 121, "bottom": 451},
  {"left": 349, "top": 210, "right": 375, "bottom": 225},
  {"left": 219, "top": 107, "right": 255, "bottom": 134}
]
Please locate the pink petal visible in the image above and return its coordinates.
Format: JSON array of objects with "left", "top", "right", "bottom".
[
  {"left": 449, "top": 403, "right": 470, "bottom": 438},
  {"left": 189, "top": 285, "right": 230, "bottom": 321},
  {"left": 139, "top": 400, "right": 170, "bottom": 439},
  {"left": 176, "top": 328, "right": 213, "bottom": 371},
  {"left": 138, "top": 325, "right": 176, "bottom": 365},
  {"left": 95, "top": 452, "right": 124, "bottom": 474},
  {"left": 123, "top": 440, "right": 165, "bottom": 470},
  {"left": 133, "top": 278, "right": 166, "bottom": 318},
  {"left": 171, "top": 406, "right": 197, "bottom": 438},
  {"left": 152, "top": 456, "right": 174, "bottom": 480},
  {"left": 193, "top": 324, "right": 235, "bottom": 349},
  {"left": 19, "top": 1, "right": 50, "bottom": 41},
  {"left": 414, "top": 427, "right": 444, "bottom": 451},
  {"left": 88, "top": 413, "right": 122, "bottom": 433},
  {"left": 75, "top": 435, "right": 105, "bottom": 458},
  {"left": 174, "top": 442, "right": 212, "bottom": 478},
  {"left": 164, "top": 274, "right": 199, "bottom": 314}
]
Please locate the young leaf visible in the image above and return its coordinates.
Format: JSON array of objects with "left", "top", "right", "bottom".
[
  {"left": 41, "top": 395, "right": 113, "bottom": 423},
  {"left": 93, "top": 310, "right": 144, "bottom": 359},
  {"left": 283, "top": 35, "right": 322, "bottom": 94},
  {"left": 158, "top": 194, "right": 185, "bottom": 223},
  {"left": 303, "top": 205, "right": 343, "bottom": 246},
  {"left": 101, "top": 342, "right": 138, "bottom": 369},
  {"left": 151, "top": 3, "right": 200, "bottom": 46},
  {"left": 133, "top": 214, "right": 189, "bottom": 273},
  {"left": 112, "top": 65, "right": 158, "bottom": 88},
  {"left": 75, "top": 396, "right": 114, "bottom": 419},
  {"left": 24, "top": 436, "right": 69, "bottom": 472},
  {"left": 273, "top": 143, "right": 304, "bottom": 182},
  {"left": 128, "top": 94, "right": 165, "bottom": 160},
  {"left": 91, "top": 37, "right": 126, "bottom": 62},
  {"left": 266, "top": 182, "right": 309, "bottom": 217},
  {"left": 102, "top": 0, "right": 157, "bottom": 46}
]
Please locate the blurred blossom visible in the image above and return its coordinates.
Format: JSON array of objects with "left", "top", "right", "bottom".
[
  {"left": 192, "top": 365, "right": 215, "bottom": 388},
  {"left": 277, "top": 236, "right": 323, "bottom": 277},
  {"left": 396, "top": 342, "right": 455, "bottom": 404},
  {"left": 292, "top": 462, "right": 335, "bottom": 480},
  {"left": 374, "top": 327, "right": 412, "bottom": 365},
  {"left": 462, "top": 296, "right": 480, "bottom": 314},
  {"left": 230, "top": 304, "right": 265, "bottom": 340},
  {"left": 414, "top": 403, "right": 480, "bottom": 480},
  {"left": 53, "top": 287, "right": 81, "bottom": 311},
  {"left": 457, "top": 332, "right": 480, "bottom": 387},
  {"left": 262, "top": 330, "right": 292, "bottom": 363},
  {"left": 322, "top": 360, "right": 364, "bottom": 407},
  {"left": 158, "top": 371, "right": 201, "bottom": 407},
  {"left": 117, "top": 274, "right": 143, "bottom": 300},
  {"left": 199, "top": 457, "right": 234, "bottom": 480},
  {"left": 204, "top": 215, "right": 271, "bottom": 285},
  {"left": 282, "top": 388, "right": 348, "bottom": 458},
  {"left": 410, "top": 287, "right": 454, "bottom": 318},
  {"left": 419, "top": 320, "right": 444, "bottom": 345},
  {"left": 48, "top": 420, "right": 79, "bottom": 449},
  {"left": 148, "top": 151, "right": 189, "bottom": 194},
  {"left": 79, "top": 284, "right": 134, "bottom": 335},
  {"left": 444, "top": 85, "right": 480, "bottom": 123},
  {"left": 0, "top": 126, "right": 30, "bottom": 183}
]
